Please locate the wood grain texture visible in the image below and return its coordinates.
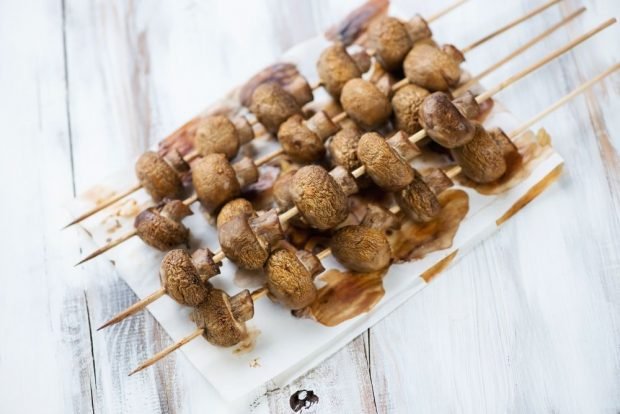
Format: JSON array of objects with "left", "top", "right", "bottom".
[{"left": 0, "top": 0, "right": 618, "bottom": 413}]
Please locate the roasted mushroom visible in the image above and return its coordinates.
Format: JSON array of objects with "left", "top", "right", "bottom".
[
  {"left": 265, "top": 249, "right": 324, "bottom": 309},
  {"left": 395, "top": 170, "right": 442, "bottom": 223},
  {"left": 340, "top": 78, "right": 392, "bottom": 130},
  {"left": 357, "top": 132, "right": 414, "bottom": 191},
  {"left": 250, "top": 82, "right": 301, "bottom": 133},
  {"left": 194, "top": 115, "right": 243, "bottom": 159},
  {"left": 419, "top": 91, "right": 475, "bottom": 148},
  {"left": 192, "top": 154, "right": 258, "bottom": 214},
  {"left": 134, "top": 200, "right": 192, "bottom": 251},
  {"left": 391, "top": 84, "right": 430, "bottom": 135},
  {"left": 272, "top": 169, "right": 297, "bottom": 212},
  {"left": 317, "top": 42, "right": 363, "bottom": 98},
  {"left": 368, "top": 16, "right": 412, "bottom": 72},
  {"left": 219, "top": 209, "right": 283, "bottom": 270},
  {"left": 216, "top": 198, "right": 255, "bottom": 230},
  {"left": 327, "top": 124, "right": 362, "bottom": 171},
  {"left": 191, "top": 288, "right": 252, "bottom": 347},
  {"left": 451, "top": 122, "right": 507, "bottom": 183},
  {"left": 452, "top": 91, "right": 481, "bottom": 120},
  {"left": 135, "top": 151, "right": 186, "bottom": 202},
  {"left": 277, "top": 114, "right": 325, "bottom": 162},
  {"left": 330, "top": 225, "right": 391, "bottom": 272},
  {"left": 403, "top": 43, "right": 462, "bottom": 91},
  {"left": 289, "top": 165, "right": 349, "bottom": 230},
  {"left": 160, "top": 249, "right": 216, "bottom": 306},
  {"left": 404, "top": 14, "right": 432, "bottom": 43}
]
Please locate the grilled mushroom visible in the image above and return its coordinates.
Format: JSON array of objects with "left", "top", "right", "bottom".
[
  {"left": 216, "top": 198, "right": 255, "bottom": 230},
  {"left": 368, "top": 16, "right": 412, "bottom": 72},
  {"left": 419, "top": 91, "right": 475, "bottom": 148},
  {"left": 265, "top": 249, "right": 324, "bottom": 309},
  {"left": 135, "top": 151, "right": 186, "bottom": 202},
  {"left": 317, "top": 42, "right": 363, "bottom": 98},
  {"left": 404, "top": 14, "right": 432, "bottom": 43},
  {"left": 289, "top": 165, "right": 349, "bottom": 230},
  {"left": 357, "top": 132, "right": 414, "bottom": 191},
  {"left": 403, "top": 43, "right": 461, "bottom": 91},
  {"left": 160, "top": 249, "right": 214, "bottom": 306},
  {"left": 134, "top": 200, "right": 192, "bottom": 251},
  {"left": 277, "top": 114, "right": 325, "bottom": 163},
  {"left": 191, "top": 288, "right": 251, "bottom": 347},
  {"left": 327, "top": 124, "right": 362, "bottom": 171},
  {"left": 330, "top": 225, "right": 391, "bottom": 272},
  {"left": 451, "top": 122, "right": 507, "bottom": 183},
  {"left": 391, "top": 84, "right": 430, "bottom": 135},
  {"left": 194, "top": 115, "right": 241, "bottom": 159},
  {"left": 395, "top": 170, "right": 442, "bottom": 223},
  {"left": 340, "top": 78, "right": 392, "bottom": 130},
  {"left": 250, "top": 82, "right": 301, "bottom": 133}
]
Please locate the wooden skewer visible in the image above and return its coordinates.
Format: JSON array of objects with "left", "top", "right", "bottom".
[
  {"left": 391, "top": 0, "right": 564, "bottom": 91},
  {"left": 426, "top": 0, "right": 469, "bottom": 24},
  {"left": 128, "top": 62, "right": 620, "bottom": 376},
  {"left": 453, "top": 6, "right": 586, "bottom": 97},
  {"left": 76, "top": 20, "right": 614, "bottom": 267}
]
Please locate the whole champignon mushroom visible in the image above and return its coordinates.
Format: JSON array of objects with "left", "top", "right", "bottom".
[
  {"left": 419, "top": 92, "right": 475, "bottom": 148},
  {"left": 134, "top": 200, "right": 192, "bottom": 251},
  {"left": 451, "top": 122, "right": 507, "bottom": 183},
  {"left": 250, "top": 82, "right": 301, "bottom": 133},
  {"left": 330, "top": 225, "right": 391, "bottom": 272},
  {"left": 194, "top": 115, "right": 240, "bottom": 159},
  {"left": 327, "top": 124, "right": 362, "bottom": 171},
  {"left": 135, "top": 151, "right": 185, "bottom": 202},
  {"left": 160, "top": 249, "right": 212, "bottom": 306},
  {"left": 368, "top": 16, "right": 412, "bottom": 72},
  {"left": 191, "top": 288, "right": 250, "bottom": 347},
  {"left": 219, "top": 210, "right": 283, "bottom": 270},
  {"left": 277, "top": 114, "right": 325, "bottom": 163},
  {"left": 272, "top": 169, "right": 297, "bottom": 212},
  {"left": 403, "top": 43, "right": 461, "bottom": 92},
  {"left": 391, "top": 84, "right": 430, "bottom": 135},
  {"left": 404, "top": 14, "right": 432, "bottom": 43},
  {"left": 216, "top": 198, "right": 255, "bottom": 230},
  {"left": 357, "top": 132, "right": 414, "bottom": 192},
  {"left": 340, "top": 78, "right": 392, "bottom": 130},
  {"left": 289, "top": 165, "right": 349, "bottom": 230},
  {"left": 395, "top": 170, "right": 441, "bottom": 223},
  {"left": 192, "top": 153, "right": 241, "bottom": 214},
  {"left": 452, "top": 91, "right": 481, "bottom": 120},
  {"left": 265, "top": 249, "right": 323, "bottom": 310},
  {"left": 316, "top": 42, "right": 362, "bottom": 99}
]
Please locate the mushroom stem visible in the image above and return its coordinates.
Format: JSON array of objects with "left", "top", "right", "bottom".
[{"left": 128, "top": 328, "right": 204, "bottom": 376}]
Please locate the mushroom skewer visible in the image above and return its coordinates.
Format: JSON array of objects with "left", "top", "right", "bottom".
[
  {"left": 67, "top": 0, "right": 550, "bottom": 229},
  {"left": 75, "top": 21, "right": 611, "bottom": 267},
  {"left": 127, "top": 62, "right": 620, "bottom": 376},
  {"left": 99, "top": 62, "right": 620, "bottom": 331}
]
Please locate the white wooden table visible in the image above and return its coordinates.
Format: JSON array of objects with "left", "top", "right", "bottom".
[{"left": 1, "top": 0, "right": 619, "bottom": 412}]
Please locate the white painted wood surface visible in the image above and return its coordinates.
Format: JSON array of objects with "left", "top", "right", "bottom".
[{"left": 0, "top": 0, "right": 618, "bottom": 413}]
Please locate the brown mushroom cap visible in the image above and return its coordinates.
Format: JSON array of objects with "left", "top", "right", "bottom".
[
  {"left": 403, "top": 43, "right": 461, "bottom": 91},
  {"left": 368, "top": 16, "right": 412, "bottom": 72},
  {"left": 134, "top": 206, "right": 190, "bottom": 251},
  {"left": 191, "top": 288, "right": 247, "bottom": 347},
  {"left": 160, "top": 249, "right": 210, "bottom": 306},
  {"left": 277, "top": 114, "right": 325, "bottom": 163},
  {"left": 135, "top": 151, "right": 184, "bottom": 202},
  {"left": 272, "top": 169, "right": 297, "bottom": 211},
  {"left": 452, "top": 91, "right": 481, "bottom": 120},
  {"left": 419, "top": 92, "right": 475, "bottom": 148},
  {"left": 194, "top": 115, "right": 240, "bottom": 159},
  {"left": 395, "top": 171, "right": 441, "bottom": 223},
  {"left": 330, "top": 225, "right": 391, "bottom": 272},
  {"left": 216, "top": 198, "right": 255, "bottom": 230},
  {"left": 250, "top": 82, "right": 301, "bottom": 133},
  {"left": 391, "top": 84, "right": 430, "bottom": 135},
  {"left": 218, "top": 214, "right": 269, "bottom": 270},
  {"left": 340, "top": 78, "right": 392, "bottom": 130},
  {"left": 404, "top": 14, "right": 432, "bottom": 43},
  {"left": 192, "top": 153, "right": 240, "bottom": 214},
  {"left": 327, "top": 124, "right": 362, "bottom": 171},
  {"left": 357, "top": 132, "right": 414, "bottom": 191},
  {"left": 265, "top": 249, "right": 318, "bottom": 310},
  {"left": 451, "top": 122, "right": 507, "bottom": 183},
  {"left": 289, "top": 165, "right": 349, "bottom": 230},
  {"left": 317, "top": 42, "right": 362, "bottom": 99}
]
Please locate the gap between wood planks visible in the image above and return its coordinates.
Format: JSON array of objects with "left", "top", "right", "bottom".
[{"left": 61, "top": 0, "right": 98, "bottom": 411}]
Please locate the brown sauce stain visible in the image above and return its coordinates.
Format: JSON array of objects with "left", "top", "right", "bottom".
[
  {"left": 296, "top": 268, "right": 387, "bottom": 327},
  {"left": 82, "top": 185, "right": 117, "bottom": 205},
  {"left": 388, "top": 189, "right": 469, "bottom": 262},
  {"left": 458, "top": 129, "right": 553, "bottom": 195},
  {"left": 496, "top": 164, "right": 564, "bottom": 226},
  {"left": 233, "top": 328, "right": 261, "bottom": 355},
  {"left": 421, "top": 250, "right": 458, "bottom": 283}
]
